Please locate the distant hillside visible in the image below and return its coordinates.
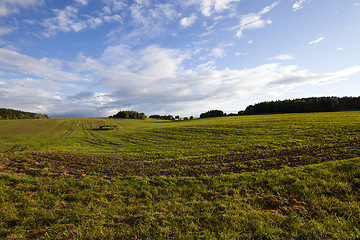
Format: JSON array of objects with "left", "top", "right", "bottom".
[
  {"left": 0, "top": 108, "right": 49, "bottom": 120},
  {"left": 240, "top": 96, "right": 360, "bottom": 115}
]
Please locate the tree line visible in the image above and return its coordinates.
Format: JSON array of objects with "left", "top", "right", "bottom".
[
  {"left": 200, "top": 110, "right": 225, "bottom": 118},
  {"left": 0, "top": 108, "right": 49, "bottom": 120},
  {"left": 109, "top": 111, "right": 146, "bottom": 120},
  {"left": 241, "top": 97, "right": 360, "bottom": 115},
  {"left": 149, "top": 115, "right": 175, "bottom": 120}
]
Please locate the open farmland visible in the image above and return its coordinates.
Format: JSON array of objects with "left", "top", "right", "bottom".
[{"left": 1, "top": 112, "right": 360, "bottom": 239}]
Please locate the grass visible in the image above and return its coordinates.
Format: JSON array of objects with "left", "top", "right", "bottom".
[{"left": 1, "top": 111, "right": 360, "bottom": 239}]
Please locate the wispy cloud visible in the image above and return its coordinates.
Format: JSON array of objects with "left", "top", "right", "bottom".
[
  {"left": 210, "top": 42, "right": 233, "bottom": 58},
  {"left": 211, "top": 47, "right": 225, "bottom": 58},
  {"left": 183, "top": 0, "right": 241, "bottom": 17},
  {"left": 109, "top": 2, "right": 178, "bottom": 43},
  {"left": 293, "top": 0, "right": 307, "bottom": 11},
  {"left": 0, "top": 26, "right": 17, "bottom": 36},
  {"left": 41, "top": 6, "right": 85, "bottom": 37},
  {"left": 40, "top": 3, "right": 122, "bottom": 38},
  {"left": 269, "top": 66, "right": 360, "bottom": 86},
  {"left": 235, "top": 1, "right": 279, "bottom": 38},
  {"left": 74, "top": 0, "right": 89, "bottom": 6},
  {"left": 308, "top": 37, "right": 325, "bottom": 45},
  {"left": 0, "top": 0, "right": 44, "bottom": 17},
  {"left": 268, "top": 54, "right": 294, "bottom": 61}
]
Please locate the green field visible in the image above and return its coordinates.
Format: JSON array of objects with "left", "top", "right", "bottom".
[{"left": 1, "top": 112, "right": 360, "bottom": 239}]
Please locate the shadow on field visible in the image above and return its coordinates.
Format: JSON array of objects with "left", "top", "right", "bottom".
[
  {"left": 90, "top": 125, "right": 117, "bottom": 131},
  {"left": 89, "top": 128, "right": 114, "bottom": 131}
]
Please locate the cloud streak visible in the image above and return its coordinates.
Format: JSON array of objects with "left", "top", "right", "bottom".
[
  {"left": 235, "top": 1, "right": 279, "bottom": 37},
  {"left": 268, "top": 54, "right": 294, "bottom": 61},
  {"left": 293, "top": 0, "right": 307, "bottom": 11},
  {"left": 309, "top": 37, "right": 325, "bottom": 45}
]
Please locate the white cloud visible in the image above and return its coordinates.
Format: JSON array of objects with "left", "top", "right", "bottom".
[
  {"left": 186, "top": 0, "right": 241, "bottom": 17},
  {"left": 212, "top": 47, "right": 225, "bottom": 58},
  {"left": 269, "top": 66, "right": 360, "bottom": 86},
  {"left": 0, "top": 79, "right": 113, "bottom": 118},
  {"left": 41, "top": 6, "right": 83, "bottom": 37},
  {"left": 268, "top": 54, "right": 294, "bottom": 61},
  {"left": 0, "top": 26, "right": 17, "bottom": 36},
  {"left": 0, "top": 48, "right": 104, "bottom": 117},
  {"left": 209, "top": 42, "right": 233, "bottom": 58},
  {"left": 0, "top": 48, "right": 84, "bottom": 81},
  {"left": 235, "top": 1, "right": 279, "bottom": 38},
  {"left": 248, "top": 40, "right": 254, "bottom": 44},
  {"left": 0, "top": 0, "right": 44, "bottom": 17},
  {"left": 181, "top": 14, "right": 197, "bottom": 28},
  {"left": 0, "top": 75, "right": 82, "bottom": 115},
  {"left": 130, "top": 3, "right": 176, "bottom": 27},
  {"left": 2, "top": 44, "right": 360, "bottom": 117},
  {"left": 110, "top": 2, "right": 178, "bottom": 42},
  {"left": 105, "top": 0, "right": 127, "bottom": 11},
  {"left": 40, "top": 3, "right": 123, "bottom": 37},
  {"left": 293, "top": 0, "right": 307, "bottom": 11},
  {"left": 308, "top": 37, "right": 325, "bottom": 45},
  {"left": 88, "top": 17, "right": 103, "bottom": 29},
  {"left": 75, "top": 0, "right": 89, "bottom": 6},
  {"left": 73, "top": 45, "right": 360, "bottom": 116},
  {"left": 103, "top": 14, "right": 122, "bottom": 23}
]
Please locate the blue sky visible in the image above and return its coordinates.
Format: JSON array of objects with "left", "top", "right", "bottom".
[{"left": 0, "top": 0, "right": 359, "bottom": 118}]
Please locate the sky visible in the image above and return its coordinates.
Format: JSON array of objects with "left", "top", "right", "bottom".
[{"left": 0, "top": 0, "right": 360, "bottom": 118}]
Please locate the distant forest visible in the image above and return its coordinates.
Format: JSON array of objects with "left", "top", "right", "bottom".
[
  {"left": 0, "top": 108, "right": 49, "bottom": 120},
  {"left": 240, "top": 97, "right": 360, "bottom": 115}
]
